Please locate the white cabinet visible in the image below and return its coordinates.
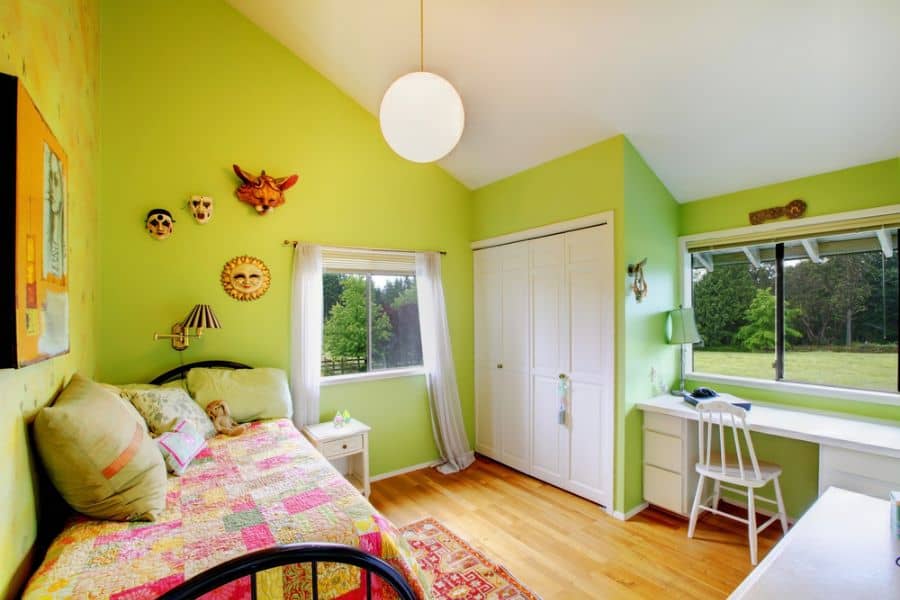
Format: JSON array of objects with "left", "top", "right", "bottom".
[
  {"left": 642, "top": 412, "right": 698, "bottom": 516},
  {"left": 474, "top": 223, "right": 614, "bottom": 507}
]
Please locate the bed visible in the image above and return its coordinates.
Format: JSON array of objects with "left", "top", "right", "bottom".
[{"left": 22, "top": 362, "right": 429, "bottom": 599}]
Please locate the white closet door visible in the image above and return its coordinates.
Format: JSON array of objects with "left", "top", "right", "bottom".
[
  {"left": 499, "top": 243, "right": 531, "bottom": 472},
  {"left": 530, "top": 235, "right": 570, "bottom": 486},
  {"left": 474, "top": 247, "right": 502, "bottom": 459},
  {"left": 564, "top": 226, "right": 614, "bottom": 506}
]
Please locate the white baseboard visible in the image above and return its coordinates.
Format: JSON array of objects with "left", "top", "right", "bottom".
[
  {"left": 370, "top": 460, "right": 443, "bottom": 482},
  {"left": 612, "top": 501, "right": 649, "bottom": 521},
  {"left": 719, "top": 497, "right": 797, "bottom": 525}
]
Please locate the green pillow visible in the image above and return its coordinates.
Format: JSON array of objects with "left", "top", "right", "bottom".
[
  {"left": 33, "top": 374, "right": 167, "bottom": 521},
  {"left": 121, "top": 387, "right": 217, "bottom": 439},
  {"left": 187, "top": 367, "right": 292, "bottom": 423}
]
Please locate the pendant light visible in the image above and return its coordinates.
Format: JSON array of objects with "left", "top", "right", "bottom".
[{"left": 379, "top": 0, "right": 465, "bottom": 163}]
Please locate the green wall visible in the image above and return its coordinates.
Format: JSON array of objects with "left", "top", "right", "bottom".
[
  {"left": 97, "top": 0, "right": 472, "bottom": 478},
  {"left": 472, "top": 136, "right": 681, "bottom": 515},
  {"left": 621, "top": 139, "right": 680, "bottom": 512},
  {"left": 682, "top": 157, "right": 900, "bottom": 518},
  {"left": 0, "top": 1, "right": 100, "bottom": 597}
]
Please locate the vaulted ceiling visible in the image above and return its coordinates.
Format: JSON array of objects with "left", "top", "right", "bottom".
[{"left": 227, "top": 0, "right": 900, "bottom": 201}]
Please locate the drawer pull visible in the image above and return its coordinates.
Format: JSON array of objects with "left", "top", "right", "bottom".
[{"left": 342, "top": 443, "right": 347, "bottom": 449}]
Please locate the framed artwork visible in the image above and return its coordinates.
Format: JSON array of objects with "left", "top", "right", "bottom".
[{"left": 0, "top": 73, "right": 69, "bottom": 368}]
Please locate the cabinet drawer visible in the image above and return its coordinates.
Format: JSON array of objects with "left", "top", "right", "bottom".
[
  {"left": 644, "top": 464, "right": 684, "bottom": 515},
  {"left": 644, "top": 412, "right": 682, "bottom": 437},
  {"left": 644, "top": 430, "right": 683, "bottom": 473},
  {"left": 322, "top": 434, "right": 364, "bottom": 457}
]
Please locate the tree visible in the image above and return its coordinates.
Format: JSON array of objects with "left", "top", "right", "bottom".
[
  {"left": 735, "top": 289, "right": 801, "bottom": 351},
  {"left": 323, "top": 276, "right": 392, "bottom": 361},
  {"left": 693, "top": 264, "right": 769, "bottom": 348}
]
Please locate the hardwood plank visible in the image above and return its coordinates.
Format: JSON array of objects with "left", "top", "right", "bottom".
[{"left": 371, "top": 457, "right": 783, "bottom": 599}]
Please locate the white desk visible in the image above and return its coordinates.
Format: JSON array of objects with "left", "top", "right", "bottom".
[
  {"left": 729, "top": 487, "right": 900, "bottom": 599},
  {"left": 637, "top": 394, "right": 900, "bottom": 515}
]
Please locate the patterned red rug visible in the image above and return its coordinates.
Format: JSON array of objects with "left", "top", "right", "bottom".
[{"left": 400, "top": 517, "right": 541, "bottom": 600}]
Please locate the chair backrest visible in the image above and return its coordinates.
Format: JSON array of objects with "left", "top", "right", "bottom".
[{"left": 695, "top": 399, "right": 761, "bottom": 481}]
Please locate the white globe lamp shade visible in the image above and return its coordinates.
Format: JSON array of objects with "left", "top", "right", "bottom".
[{"left": 379, "top": 71, "right": 465, "bottom": 163}]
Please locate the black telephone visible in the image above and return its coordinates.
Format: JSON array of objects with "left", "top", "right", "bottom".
[{"left": 691, "top": 387, "right": 718, "bottom": 399}]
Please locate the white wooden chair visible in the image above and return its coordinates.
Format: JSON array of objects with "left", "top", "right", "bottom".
[{"left": 687, "top": 399, "right": 789, "bottom": 565}]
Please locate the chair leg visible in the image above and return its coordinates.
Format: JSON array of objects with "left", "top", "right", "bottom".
[
  {"left": 711, "top": 480, "right": 721, "bottom": 510},
  {"left": 687, "top": 475, "right": 705, "bottom": 539},
  {"left": 747, "top": 488, "right": 758, "bottom": 566},
  {"left": 773, "top": 476, "right": 789, "bottom": 534}
]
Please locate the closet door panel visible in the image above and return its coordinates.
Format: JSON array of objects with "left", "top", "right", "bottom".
[
  {"left": 530, "top": 235, "right": 568, "bottom": 484},
  {"left": 499, "top": 242, "right": 531, "bottom": 472},
  {"left": 563, "top": 226, "right": 614, "bottom": 507},
  {"left": 474, "top": 248, "right": 502, "bottom": 458}
]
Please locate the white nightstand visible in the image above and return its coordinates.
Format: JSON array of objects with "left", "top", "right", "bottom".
[{"left": 302, "top": 420, "right": 371, "bottom": 497}]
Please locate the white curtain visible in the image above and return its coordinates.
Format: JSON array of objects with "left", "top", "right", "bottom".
[
  {"left": 416, "top": 252, "right": 475, "bottom": 474},
  {"left": 290, "top": 244, "right": 323, "bottom": 428}
]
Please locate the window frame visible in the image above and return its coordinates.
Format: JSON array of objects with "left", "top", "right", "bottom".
[
  {"left": 320, "top": 268, "right": 425, "bottom": 384},
  {"left": 680, "top": 204, "right": 900, "bottom": 408}
]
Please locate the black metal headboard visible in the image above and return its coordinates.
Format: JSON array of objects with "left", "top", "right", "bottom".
[{"left": 150, "top": 360, "right": 251, "bottom": 385}]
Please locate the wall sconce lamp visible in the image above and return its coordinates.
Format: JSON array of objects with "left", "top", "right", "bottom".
[
  {"left": 628, "top": 258, "right": 648, "bottom": 302},
  {"left": 154, "top": 304, "right": 221, "bottom": 351}
]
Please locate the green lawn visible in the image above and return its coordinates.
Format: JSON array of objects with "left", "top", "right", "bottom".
[{"left": 693, "top": 350, "right": 898, "bottom": 392}]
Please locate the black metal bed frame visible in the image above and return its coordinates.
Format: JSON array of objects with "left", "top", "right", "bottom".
[
  {"left": 143, "top": 361, "right": 419, "bottom": 599},
  {"left": 158, "top": 542, "right": 417, "bottom": 600}
]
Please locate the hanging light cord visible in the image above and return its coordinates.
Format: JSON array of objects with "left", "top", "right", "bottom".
[{"left": 419, "top": 0, "right": 424, "bottom": 71}]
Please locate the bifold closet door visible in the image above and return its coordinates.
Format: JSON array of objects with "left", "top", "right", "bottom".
[
  {"left": 530, "top": 235, "right": 569, "bottom": 487},
  {"left": 499, "top": 243, "right": 531, "bottom": 472},
  {"left": 564, "top": 226, "right": 614, "bottom": 506},
  {"left": 474, "top": 247, "right": 501, "bottom": 459}
]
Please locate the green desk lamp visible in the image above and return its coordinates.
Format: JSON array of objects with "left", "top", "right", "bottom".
[{"left": 667, "top": 307, "right": 702, "bottom": 396}]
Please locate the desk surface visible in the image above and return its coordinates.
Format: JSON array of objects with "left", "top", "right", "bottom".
[
  {"left": 729, "top": 487, "right": 900, "bottom": 599},
  {"left": 637, "top": 394, "right": 900, "bottom": 458}
]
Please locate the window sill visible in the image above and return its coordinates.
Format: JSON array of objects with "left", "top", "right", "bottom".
[
  {"left": 686, "top": 371, "right": 900, "bottom": 407},
  {"left": 320, "top": 367, "right": 426, "bottom": 386}
]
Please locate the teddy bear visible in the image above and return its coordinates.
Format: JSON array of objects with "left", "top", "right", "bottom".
[{"left": 205, "top": 400, "right": 248, "bottom": 436}]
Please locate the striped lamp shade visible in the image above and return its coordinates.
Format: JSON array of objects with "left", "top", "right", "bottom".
[{"left": 182, "top": 304, "right": 221, "bottom": 330}]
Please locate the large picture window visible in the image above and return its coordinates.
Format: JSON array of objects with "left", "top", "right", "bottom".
[
  {"left": 321, "top": 271, "right": 423, "bottom": 377},
  {"left": 690, "top": 229, "right": 899, "bottom": 393}
]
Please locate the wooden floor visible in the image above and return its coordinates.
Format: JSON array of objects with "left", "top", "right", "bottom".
[{"left": 371, "top": 457, "right": 785, "bottom": 599}]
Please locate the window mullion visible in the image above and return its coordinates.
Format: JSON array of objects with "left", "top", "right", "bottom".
[
  {"left": 775, "top": 243, "right": 785, "bottom": 381},
  {"left": 366, "top": 273, "right": 373, "bottom": 373}
]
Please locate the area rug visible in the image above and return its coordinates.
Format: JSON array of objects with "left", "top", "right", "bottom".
[{"left": 400, "top": 517, "right": 541, "bottom": 600}]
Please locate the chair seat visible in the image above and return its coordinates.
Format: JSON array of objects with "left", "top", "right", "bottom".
[{"left": 696, "top": 453, "right": 782, "bottom": 487}]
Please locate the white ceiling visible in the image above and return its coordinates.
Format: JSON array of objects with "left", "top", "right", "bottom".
[{"left": 226, "top": 0, "right": 900, "bottom": 201}]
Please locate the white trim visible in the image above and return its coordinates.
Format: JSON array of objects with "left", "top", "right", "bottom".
[
  {"left": 687, "top": 371, "right": 900, "bottom": 407},
  {"left": 742, "top": 246, "right": 762, "bottom": 268},
  {"left": 612, "top": 502, "right": 649, "bottom": 521},
  {"left": 680, "top": 203, "right": 900, "bottom": 246},
  {"left": 370, "top": 459, "right": 443, "bottom": 482},
  {"left": 320, "top": 367, "right": 425, "bottom": 386},
  {"left": 800, "top": 238, "right": 823, "bottom": 263},
  {"left": 470, "top": 212, "right": 611, "bottom": 250}
]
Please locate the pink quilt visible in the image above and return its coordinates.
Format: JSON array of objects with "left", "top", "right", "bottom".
[{"left": 23, "top": 419, "right": 430, "bottom": 599}]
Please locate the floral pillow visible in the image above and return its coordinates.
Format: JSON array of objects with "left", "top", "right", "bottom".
[
  {"left": 122, "top": 387, "right": 216, "bottom": 439},
  {"left": 156, "top": 420, "right": 206, "bottom": 476}
]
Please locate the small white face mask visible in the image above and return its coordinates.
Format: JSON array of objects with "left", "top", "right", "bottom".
[
  {"left": 146, "top": 209, "right": 174, "bottom": 240},
  {"left": 189, "top": 195, "right": 214, "bottom": 224}
]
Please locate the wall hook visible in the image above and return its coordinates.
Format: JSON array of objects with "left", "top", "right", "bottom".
[{"left": 628, "top": 258, "right": 648, "bottom": 302}]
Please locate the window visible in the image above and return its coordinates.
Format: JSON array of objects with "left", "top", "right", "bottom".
[
  {"left": 689, "top": 229, "right": 899, "bottom": 394},
  {"left": 320, "top": 249, "right": 423, "bottom": 377}
]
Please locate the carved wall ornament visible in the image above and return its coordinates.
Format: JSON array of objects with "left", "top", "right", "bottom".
[
  {"left": 221, "top": 255, "right": 271, "bottom": 301},
  {"left": 749, "top": 199, "right": 807, "bottom": 225}
]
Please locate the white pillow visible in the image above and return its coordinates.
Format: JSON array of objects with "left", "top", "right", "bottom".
[{"left": 186, "top": 368, "right": 292, "bottom": 423}]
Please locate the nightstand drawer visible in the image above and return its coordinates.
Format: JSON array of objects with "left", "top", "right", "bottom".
[
  {"left": 644, "top": 430, "right": 683, "bottom": 473},
  {"left": 644, "top": 412, "right": 682, "bottom": 437},
  {"left": 322, "top": 434, "right": 364, "bottom": 457}
]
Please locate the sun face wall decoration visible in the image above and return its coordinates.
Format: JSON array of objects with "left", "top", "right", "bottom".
[{"left": 221, "top": 255, "right": 271, "bottom": 301}]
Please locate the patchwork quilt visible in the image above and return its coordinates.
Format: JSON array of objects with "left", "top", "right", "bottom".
[{"left": 23, "top": 419, "right": 430, "bottom": 599}]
